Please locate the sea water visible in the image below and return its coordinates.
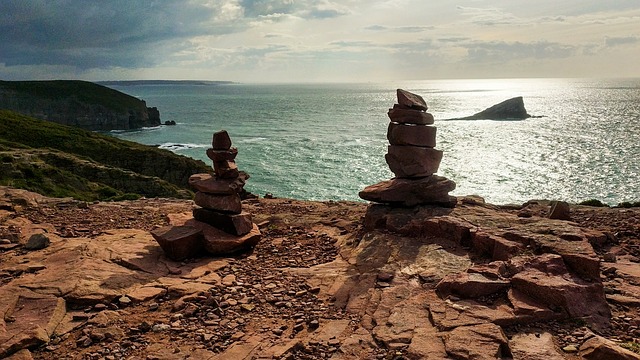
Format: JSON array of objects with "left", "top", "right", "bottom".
[{"left": 107, "top": 78, "right": 640, "bottom": 205}]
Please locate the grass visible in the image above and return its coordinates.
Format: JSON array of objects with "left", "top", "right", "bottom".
[
  {"left": 0, "top": 110, "right": 210, "bottom": 201},
  {"left": 621, "top": 341, "right": 640, "bottom": 354},
  {"left": 0, "top": 80, "right": 145, "bottom": 113}
]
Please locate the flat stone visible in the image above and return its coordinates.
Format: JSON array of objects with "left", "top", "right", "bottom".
[
  {"left": 442, "top": 323, "right": 511, "bottom": 360},
  {"left": 510, "top": 332, "right": 565, "bottom": 360},
  {"left": 510, "top": 254, "right": 610, "bottom": 330},
  {"left": 206, "top": 147, "right": 238, "bottom": 162},
  {"left": 388, "top": 108, "right": 435, "bottom": 125},
  {"left": 0, "top": 296, "right": 66, "bottom": 358},
  {"left": 150, "top": 225, "right": 204, "bottom": 261},
  {"left": 4, "top": 349, "right": 34, "bottom": 360},
  {"left": 579, "top": 334, "right": 640, "bottom": 360},
  {"left": 185, "top": 220, "right": 262, "bottom": 255},
  {"left": 193, "top": 208, "right": 253, "bottom": 236},
  {"left": 385, "top": 145, "right": 443, "bottom": 178},
  {"left": 436, "top": 272, "right": 510, "bottom": 299},
  {"left": 387, "top": 123, "right": 437, "bottom": 147},
  {"left": 397, "top": 89, "right": 428, "bottom": 111},
  {"left": 213, "top": 160, "right": 239, "bottom": 179},
  {"left": 194, "top": 192, "right": 242, "bottom": 214},
  {"left": 359, "top": 175, "right": 456, "bottom": 207},
  {"left": 188, "top": 173, "right": 247, "bottom": 195},
  {"left": 212, "top": 130, "right": 232, "bottom": 150}
]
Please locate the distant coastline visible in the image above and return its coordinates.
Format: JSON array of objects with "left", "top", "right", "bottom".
[{"left": 97, "top": 80, "right": 235, "bottom": 86}]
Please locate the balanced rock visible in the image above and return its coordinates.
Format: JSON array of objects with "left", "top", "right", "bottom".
[
  {"left": 388, "top": 107, "right": 434, "bottom": 125},
  {"left": 213, "top": 160, "right": 239, "bottom": 179},
  {"left": 387, "top": 123, "right": 436, "bottom": 147},
  {"left": 385, "top": 145, "right": 443, "bottom": 178},
  {"left": 193, "top": 208, "right": 253, "bottom": 236},
  {"left": 212, "top": 130, "right": 232, "bottom": 150},
  {"left": 206, "top": 147, "right": 238, "bottom": 162},
  {"left": 359, "top": 175, "right": 457, "bottom": 207},
  {"left": 194, "top": 192, "right": 242, "bottom": 214},
  {"left": 188, "top": 172, "right": 247, "bottom": 195},
  {"left": 185, "top": 220, "right": 262, "bottom": 255},
  {"left": 397, "top": 89, "right": 428, "bottom": 111}
]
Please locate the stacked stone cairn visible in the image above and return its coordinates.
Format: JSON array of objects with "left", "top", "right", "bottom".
[
  {"left": 359, "top": 89, "right": 457, "bottom": 207},
  {"left": 151, "top": 130, "right": 261, "bottom": 261}
]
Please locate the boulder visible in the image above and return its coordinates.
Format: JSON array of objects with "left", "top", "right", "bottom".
[
  {"left": 212, "top": 130, "right": 232, "bottom": 150},
  {"left": 150, "top": 225, "right": 204, "bottom": 261},
  {"left": 206, "top": 147, "right": 238, "bottom": 162},
  {"left": 387, "top": 123, "right": 437, "bottom": 147},
  {"left": 24, "top": 233, "right": 50, "bottom": 250},
  {"left": 193, "top": 208, "right": 253, "bottom": 236},
  {"left": 359, "top": 175, "right": 457, "bottom": 207},
  {"left": 188, "top": 173, "right": 247, "bottom": 195},
  {"left": 396, "top": 89, "right": 428, "bottom": 111},
  {"left": 548, "top": 200, "right": 571, "bottom": 220},
  {"left": 387, "top": 108, "right": 435, "bottom": 125},
  {"left": 194, "top": 192, "right": 242, "bottom": 214},
  {"left": 385, "top": 145, "right": 443, "bottom": 178},
  {"left": 454, "top": 96, "right": 530, "bottom": 120}
]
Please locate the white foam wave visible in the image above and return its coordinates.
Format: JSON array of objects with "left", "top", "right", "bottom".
[{"left": 158, "top": 143, "right": 208, "bottom": 151}]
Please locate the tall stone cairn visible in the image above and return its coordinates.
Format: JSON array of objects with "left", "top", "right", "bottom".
[
  {"left": 151, "top": 130, "right": 261, "bottom": 261},
  {"left": 359, "top": 89, "right": 457, "bottom": 207}
]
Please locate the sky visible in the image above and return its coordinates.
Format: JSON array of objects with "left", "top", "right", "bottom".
[{"left": 1, "top": 0, "right": 639, "bottom": 83}]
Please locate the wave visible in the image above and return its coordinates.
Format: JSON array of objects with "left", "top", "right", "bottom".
[
  {"left": 237, "top": 137, "right": 267, "bottom": 143},
  {"left": 157, "top": 143, "right": 208, "bottom": 151}
]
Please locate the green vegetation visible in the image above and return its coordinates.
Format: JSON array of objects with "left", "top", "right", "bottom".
[
  {"left": 616, "top": 201, "right": 640, "bottom": 208},
  {"left": 0, "top": 110, "right": 210, "bottom": 201},
  {"left": 0, "top": 80, "right": 144, "bottom": 113},
  {"left": 621, "top": 341, "right": 640, "bottom": 354},
  {"left": 578, "top": 199, "right": 609, "bottom": 207}
]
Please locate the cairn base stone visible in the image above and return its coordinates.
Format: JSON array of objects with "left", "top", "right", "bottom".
[
  {"left": 388, "top": 108, "right": 435, "bottom": 125},
  {"left": 194, "top": 192, "right": 242, "bottom": 214},
  {"left": 150, "top": 225, "right": 204, "bottom": 261},
  {"left": 385, "top": 145, "right": 443, "bottom": 178},
  {"left": 359, "top": 175, "right": 457, "bottom": 207},
  {"left": 189, "top": 173, "right": 247, "bottom": 195},
  {"left": 193, "top": 208, "right": 253, "bottom": 236},
  {"left": 186, "top": 220, "right": 262, "bottom": 255},
  {"left": 387, "top": 123, "right": 437, "bottom": 147}
]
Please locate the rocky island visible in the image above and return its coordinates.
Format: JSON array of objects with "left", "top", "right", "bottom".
[{"left": 0, "top": 80, "right": 161, "bottom": 131}]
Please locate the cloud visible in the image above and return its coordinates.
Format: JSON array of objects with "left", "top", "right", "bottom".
[
  {"left": 465, "top": 41, "right": 577, "bottom": 62},
  {"left": 365, "top": 25, "right": 433, "bottom": 33},
  {"left": 604, "top": 36, "right": 639, "bottom": 47},
  {"left": 0, "top": 1, "right": 244, "bottom": 69}
]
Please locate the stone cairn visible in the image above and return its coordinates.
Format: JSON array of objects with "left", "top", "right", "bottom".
[
  {"left": 151, "top": 130, "right": 261, "bottom": 261},
  {"left": 359, "top": 89, "right": 457, "bottom": 207}
]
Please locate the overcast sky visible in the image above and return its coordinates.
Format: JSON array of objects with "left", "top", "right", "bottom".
[{"left": 1, "top": 0, "right": 638, "bottom": 82}]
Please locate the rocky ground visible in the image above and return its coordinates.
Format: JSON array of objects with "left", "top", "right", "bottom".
[{"left": 1, "top": 186, "right": 639, "bottom": 359}]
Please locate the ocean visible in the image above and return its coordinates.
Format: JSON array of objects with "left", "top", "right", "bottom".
[{"left": 106, "top": 78, "right": 640, "bottom": 205}]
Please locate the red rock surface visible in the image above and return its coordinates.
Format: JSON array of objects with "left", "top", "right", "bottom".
[{"left": 0, "top": 188, "right": 639, "bottom": 359}]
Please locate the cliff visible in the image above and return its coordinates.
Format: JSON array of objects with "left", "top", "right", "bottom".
[
  {"left": 0, "top": 110, "right": 210, "bottom": 201},
  {"left": 0, "top": 80, "right": 160, "bottom": 131}
]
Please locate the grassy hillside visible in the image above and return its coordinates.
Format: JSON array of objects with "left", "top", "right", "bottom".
[
  {"left": 0, "top": 110, "right": 211, "bottom": 201},
  {"left": 0, "top": 80, "right": 144, "bottom": 113}
]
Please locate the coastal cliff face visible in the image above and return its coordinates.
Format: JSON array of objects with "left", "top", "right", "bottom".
[{"left": 0, "top": 80, "right": 160, "bottom": 131}]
